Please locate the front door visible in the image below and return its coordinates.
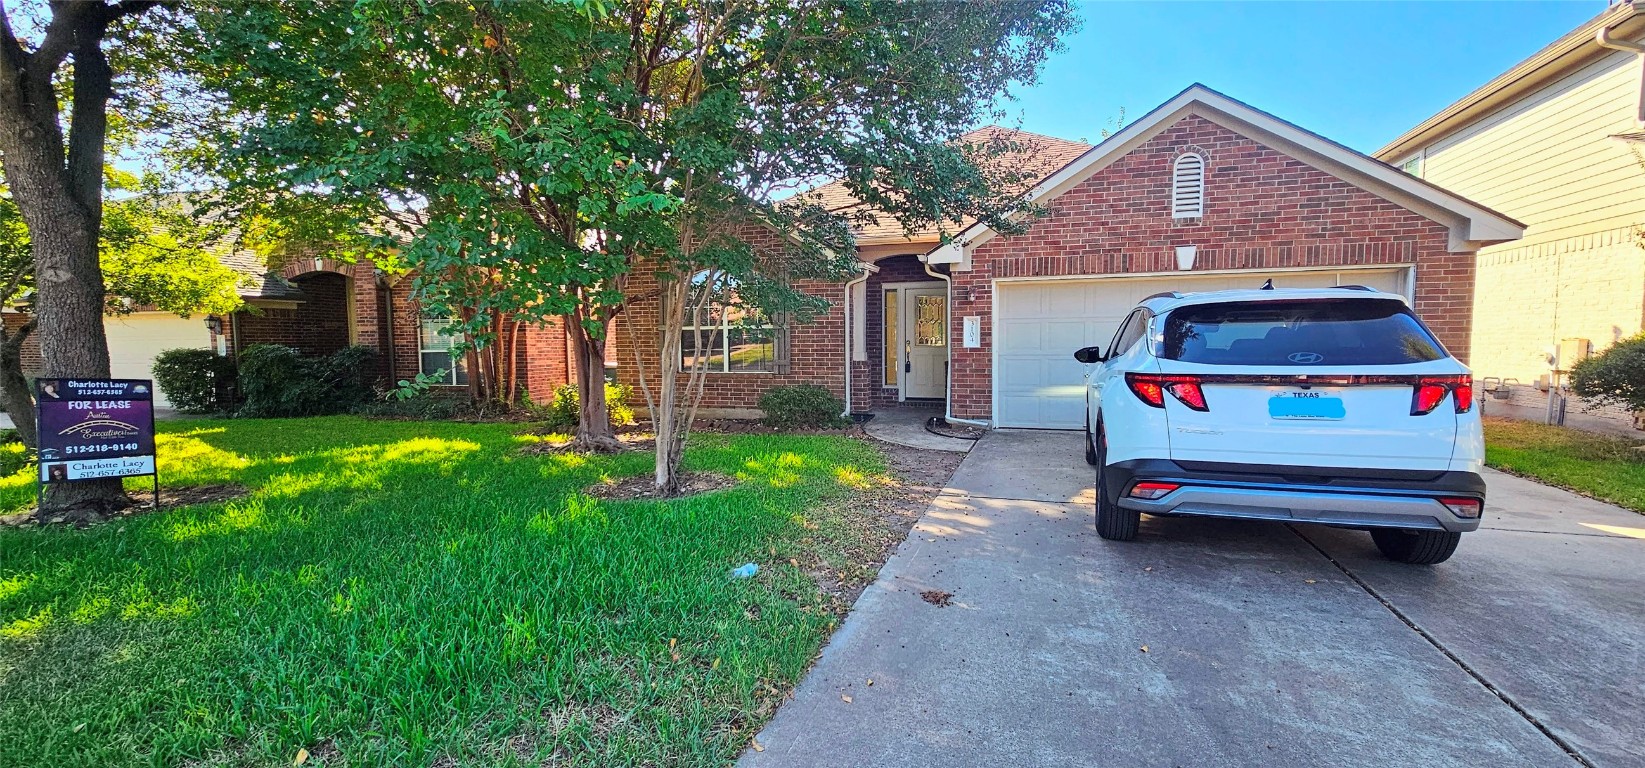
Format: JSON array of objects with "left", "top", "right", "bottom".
[{"left": 901, "top": 287, "right": 947, "bottom": 399}]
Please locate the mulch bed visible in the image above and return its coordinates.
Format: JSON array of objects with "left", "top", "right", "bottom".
[
  {"left": 0, "top": 483, "right": 252, "bottom": 528},
  {"left": 924, "top": 418, "right": 986, "bottom": 441},
  {"left": 585, "top": 471, "right": 739, "bottom": 501}
]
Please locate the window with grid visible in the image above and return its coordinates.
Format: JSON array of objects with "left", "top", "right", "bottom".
[
  {"left": 419, "top": 317, "right": 470, "bottom": 385},
  {"left": 680, "top": 272, "right": 778, "bottom": 373}
]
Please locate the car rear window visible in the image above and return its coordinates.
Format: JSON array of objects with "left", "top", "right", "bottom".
[{"left": 1159, "top": 299, "right": 1447, "bottom": 366}]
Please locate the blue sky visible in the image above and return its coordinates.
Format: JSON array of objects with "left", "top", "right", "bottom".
[{"left": 1003, "top": 1, "right": 1607, "bottom": 154}]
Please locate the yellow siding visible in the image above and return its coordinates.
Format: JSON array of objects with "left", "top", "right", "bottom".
[{"left": 1414, "top": 48, "right": 1645, "bottom": 386}]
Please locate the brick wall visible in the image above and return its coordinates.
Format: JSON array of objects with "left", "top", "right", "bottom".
[
  {"left": 233, "top": 272, "right": 352, "bottom": 356},
  {"left": 385, "top": 275, "right": 571, "bottom": 403},
  {"left": 3, "top": 313, "right": 41, "bottom": 375},
  {"left": 616, "top": 222, "right": 848, "bottom": 415},
  {"left": 949, "top": 115, "right": 1463, "bottom": 421}
]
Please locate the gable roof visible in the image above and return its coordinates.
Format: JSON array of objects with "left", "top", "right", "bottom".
[
  {"left": 930, "top": 84, "right": 1525, "bottom": 266},
  {"left": 1375, "top": 1, "right": 1645, "bottom": 163},
  {"left": 795, "top": 126, "right": 1092, "bottom": 246}
]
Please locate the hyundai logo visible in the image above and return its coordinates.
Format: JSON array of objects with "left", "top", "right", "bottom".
[{"left": 1288, "top": 351, "right": 1324, "bottom": 364}]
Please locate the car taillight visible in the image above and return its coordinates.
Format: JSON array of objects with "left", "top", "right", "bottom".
[
  {"left": 1128, "top": 481, "right": 1181, "bottom": 500},
  {"left": 1438, "top": 497, "right": 1482, "bottom": 518},
  {"left": 1125, "top": 373, "right": 1209, "bottom": 411},
  {"left": 1411, "top": 375, "right": 1473, "bottom": 415}
]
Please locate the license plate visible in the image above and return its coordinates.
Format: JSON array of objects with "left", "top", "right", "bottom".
[{"left": 1269, "top": 394, "right": 1345, "bottom": 420}]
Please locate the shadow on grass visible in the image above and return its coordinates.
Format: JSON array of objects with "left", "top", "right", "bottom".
[{"left": 0, "top": 416, "right": 887, "bottom": 768}]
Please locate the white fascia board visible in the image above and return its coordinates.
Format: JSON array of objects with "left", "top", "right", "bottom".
[{"left": 933, "top": 85, "right": 1525, "bottom": 259}]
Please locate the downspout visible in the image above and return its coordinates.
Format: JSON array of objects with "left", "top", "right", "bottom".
[
  {"left": 922, "top": 255, "right": 989, "bottom": 427},
  {"left": 1598, "top": 23, "right": 1645, "bottom": 125},
  {"left": 841, "top": 265, "right": 873, "bottom": 419}
]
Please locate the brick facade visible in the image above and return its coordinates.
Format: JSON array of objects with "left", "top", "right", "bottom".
[
  {"left": 614, "top": 113, "right": 1481, "bottom": 423},
  {"left": 947, "top": 115, "right": 1463, "bottom": 421}
]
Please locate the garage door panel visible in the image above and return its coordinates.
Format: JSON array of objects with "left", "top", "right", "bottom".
[
  {"left": 993, "top": 269, "right": 1409, "bottom": 429},
  {"left": 105, "top": 312, "right": 211, "bottom": 408}
]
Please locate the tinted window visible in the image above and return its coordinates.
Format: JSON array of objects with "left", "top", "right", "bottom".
[
  {"left": 1160, "top": 300, "right": 1445, "bottom": 366},
  {"left": 1114, "top": 310, "right": 1148, "bottom": 356}
]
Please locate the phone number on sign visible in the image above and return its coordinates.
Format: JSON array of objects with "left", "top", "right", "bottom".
[{"left": 64, "top": 443, "right": 140, "bottom": 455}]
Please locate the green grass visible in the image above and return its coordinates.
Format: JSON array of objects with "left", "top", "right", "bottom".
[
  {"left": 0, "top": 417, "right": 898, "bottom": 767},
  {"left": 1485, "top": 417, "right": 1645, "bottom": 514}
]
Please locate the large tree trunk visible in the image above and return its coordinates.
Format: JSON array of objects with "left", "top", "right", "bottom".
[
  {"left": 0, "top": 319, "right": 38, "bottom": 449},
  {"left": 0, "top": 3, "right": 147, "bottom": 521},
  {"left": 567, "top": 314, "right": 624, "bottom": 452}
]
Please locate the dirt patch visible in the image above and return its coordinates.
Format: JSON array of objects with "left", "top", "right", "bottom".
[
  {"left": 1, "top": 484, "right": 252, "bottom": 528},
  {"left": 520, "top": 431, "right": 657, "bottom": 454},
  {"left": 585, "top": 471, "right": 738, "bottom": 501},
  {"left": 924, "top": 418, "right": 986, "bottom": 441}
]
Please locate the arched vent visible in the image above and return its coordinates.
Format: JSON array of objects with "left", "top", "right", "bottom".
[{"left": 1171, "top": 153, "right": 1206, "bottom": 219}]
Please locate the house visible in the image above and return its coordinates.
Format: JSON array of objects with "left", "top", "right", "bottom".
[
  {"left": 1374, "top": 1, "right": 1645, "bottom": 430},
  {"left": 617, "top": 84, "right": 1525, "bottom": 428},
  {"left": 20, "top": 249, "right": 576, "bottom": 409}
]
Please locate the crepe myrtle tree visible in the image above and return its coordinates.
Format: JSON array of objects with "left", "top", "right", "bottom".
[
  {"left": 194, "top": 0, "right": 662, "bottom": 451},
  {"left": 602, "top": 0, "right": 1079, "bottom": 493}
]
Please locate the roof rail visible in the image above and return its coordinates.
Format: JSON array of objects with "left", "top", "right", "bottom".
[
  {"left": 1334, "top": 285, "right": 1376, "bottom": 291},
  {"left": 1141, "top": 291, "right": 1182, "bottom": 301}
]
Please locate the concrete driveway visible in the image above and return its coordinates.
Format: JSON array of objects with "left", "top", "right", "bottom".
[{"left": 743, "top": 430, "right": 1645, "bottom": 768}]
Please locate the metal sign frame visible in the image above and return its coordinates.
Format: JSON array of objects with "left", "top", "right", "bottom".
[{"left": 34, "top": 378, "right": 159, "bottom": 511}]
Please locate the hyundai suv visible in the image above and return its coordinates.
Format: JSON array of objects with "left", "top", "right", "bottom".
[{"left": 1075, "top": 287, "right": 1485, "bottom": 565}]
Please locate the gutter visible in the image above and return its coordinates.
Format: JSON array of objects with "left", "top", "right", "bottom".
[
  {"left": 1598, "top": 22, "right": 1645, "bottom": 125},
  {"left": 922, "top": 255, "right": 989, "bottom": 428}
]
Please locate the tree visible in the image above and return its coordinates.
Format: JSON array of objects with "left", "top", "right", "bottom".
[
  {"left": 195, "top": 0, "right": 652, "bottom": 450},
  {"left": 0, "top": 0, "right": 174, "bottom": 519},
  {"left": 594, "top": 0, "right": 1079, "bottom": 492},
  {"left": 0, "top": 174, "right": 245, "bottom": 450}
]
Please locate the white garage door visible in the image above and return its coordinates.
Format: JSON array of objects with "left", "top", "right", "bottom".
[
  {"left": 993, "top": 268, "right": 1408, "bottom": 429},
  {"left": 105, "top": 312, "right": 211, "bottom": 408}
]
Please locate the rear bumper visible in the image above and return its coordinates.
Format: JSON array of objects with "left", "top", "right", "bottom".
[{"left": 1106, "top": 459, "right": 1486, "bottom": 533}]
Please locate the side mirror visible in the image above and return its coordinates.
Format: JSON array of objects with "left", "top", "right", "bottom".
[{"left": 1074, "top": 346, "right": 1104, "bottom": 364}]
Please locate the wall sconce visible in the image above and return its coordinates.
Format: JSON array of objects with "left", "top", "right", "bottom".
[
  {"left": 1175, "top": 245, "right": 1197, "bottom": 271},
  {"left": 204, "top": 316, "right": 223, "bottom": 335}
]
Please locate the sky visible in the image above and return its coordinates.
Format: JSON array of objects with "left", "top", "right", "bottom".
[{"left": 1002, "top": 1, "right": 1609, "bottom": 155}]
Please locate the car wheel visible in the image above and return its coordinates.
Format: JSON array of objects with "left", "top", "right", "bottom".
[
  {"left": 1093, "top": 425, "right": 1140, "bottom": 541},
  {"left": 1083, "top": 410, "right": 1099, "bottom": 466},
  {"left": 1370, "top": 528, "right": 1461, "bottom": 565}
]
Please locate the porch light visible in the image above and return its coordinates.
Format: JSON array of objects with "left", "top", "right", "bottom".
[{"left": 204, "top": 316, "right": 223, "bottom": 335}]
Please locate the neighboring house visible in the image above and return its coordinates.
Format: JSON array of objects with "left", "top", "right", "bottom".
[
  {"left": 1375, "top": 1, "right": 1645, "bottom": 429},
  {"left": 615, "top": 85, "right": 1524, "bottom": 428}
]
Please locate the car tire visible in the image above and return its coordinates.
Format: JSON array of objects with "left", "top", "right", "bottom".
[
  {"left": 1083, "top": 411, "right": 1099, "bottom": 466},
  {"left": 1093, "top": 425, "right": 1140, "bottom": 541},
  {"left": 1370, "top": 528, "right": 1461, "bottom": 565}
]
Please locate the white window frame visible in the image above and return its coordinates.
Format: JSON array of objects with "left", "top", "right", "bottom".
[
  {"left": 680, "top": 273, "right": 779, "bottom": 374},
  {"left": 418, "top": 317, "right": 469, "bottom": 386},
  {"left": 1398, "top": 153, "right": 1424, "bottom": 178},
  {"left": 1171, "top": 152, "right": 1206, "bottom": 219}
]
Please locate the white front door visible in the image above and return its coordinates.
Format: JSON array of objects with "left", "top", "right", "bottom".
[{"left": 901, "top": 287, "right": 947, "bottom": 399}]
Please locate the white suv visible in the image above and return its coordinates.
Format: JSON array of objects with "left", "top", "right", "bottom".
[{"left": 1077, "top": 287, "right": 1485, "bottom": 565}]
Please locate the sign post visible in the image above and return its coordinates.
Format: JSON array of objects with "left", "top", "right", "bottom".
[{"left": 35, "top": 378, "right": 158, "bottom": 509}]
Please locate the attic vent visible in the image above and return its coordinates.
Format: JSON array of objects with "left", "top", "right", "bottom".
[{"left": 1171, "top": 153, "right": 1206, "bottom": 219}]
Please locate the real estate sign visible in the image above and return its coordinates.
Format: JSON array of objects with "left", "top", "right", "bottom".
[{"left": 36, "top": 379, "right": 157, "bottom": 483}]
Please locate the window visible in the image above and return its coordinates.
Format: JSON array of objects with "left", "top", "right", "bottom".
[
  {"left": 1160, "top": 300, "right": 1446, "bottom": 366},
  {"left": 681, "top": 272, "right": 777, "bottom": 373},
  {"left": 1399, "top": 154, "right": 1424, "bottom": 177},
  {"left": 915, "top": 295, "right": 946, "bottom": 346},
  {"left": 1108, "top": 309, "right": 1148, "bottom": 358},
  {"left": 883, "top": 288, "right": 898, "bottom": 386},
  {"left": 1171, "top": 153, "right": 1206, "bottom": 218},
  {"left": 419, "top": 317, "right": 470, "bottom": 385}
]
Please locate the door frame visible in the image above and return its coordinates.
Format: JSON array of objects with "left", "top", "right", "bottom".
[{"left": 897, "top": 284, "right": 948, "bottom": 401}]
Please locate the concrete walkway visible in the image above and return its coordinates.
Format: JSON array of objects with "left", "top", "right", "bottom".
[
  {"left": 743, "top": 430, "right": 1645, "bottom": 768},
  {"left": 862, "top": 406, "right": 975, "bottom": 453}
]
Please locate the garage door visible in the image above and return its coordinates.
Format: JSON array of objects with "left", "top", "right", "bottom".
[
  {"left": 993, "top": 268, "right": 1407, "bottom": 429},
  {"left": 105, "top": 312, "right": 211, "bottom": 408}
]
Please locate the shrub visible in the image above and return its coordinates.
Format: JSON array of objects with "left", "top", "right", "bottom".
[
  {"left": 759, "top": 384, "right": 848, "bottom": 429},
  {"left": 540, "top": 382, "right": 635, "bottom": 431},
  {"left": 354, "top": 393, "right": 466, "bottom": 421},
  {"left": 1571, "top": 334, "right": 1645, "bottom": 413},
  {"left": 150, "top": 348, "right": 238, "bottom": 413},
  {"left": 237, "top": 344, "right": 379, "bottom": 418}
]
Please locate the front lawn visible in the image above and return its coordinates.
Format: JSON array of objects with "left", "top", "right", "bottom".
[
  {"left": 0, "top": 417, "right": 903, "bottom": 767},
  {"left": 1484, "top": 417, "right": 1645, "bottom": 514}
]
